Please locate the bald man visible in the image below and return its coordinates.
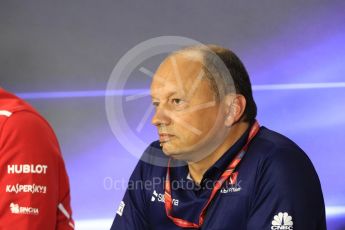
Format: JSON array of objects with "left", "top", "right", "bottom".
[{"left": 111, "top": 45, "right": 326, "bottom": 230}]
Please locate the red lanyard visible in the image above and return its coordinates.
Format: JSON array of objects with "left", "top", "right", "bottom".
[{"left": 164, "top": 121, "right": 260, "bottom": 228}]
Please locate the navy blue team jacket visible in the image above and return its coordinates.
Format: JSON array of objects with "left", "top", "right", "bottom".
[{"left": 111, "top": 126, "right": 326, "bottom": 229}]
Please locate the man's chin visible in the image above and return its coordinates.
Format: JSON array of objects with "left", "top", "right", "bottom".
[
  {"left": 162, "top": 148, "right": 187, "bottom": 160},
  {"left": 161, "top": 147, "right": 197, "bottom": 162},
  {"left": 162, "top": 144, "right": 216, "bottom": 163}
]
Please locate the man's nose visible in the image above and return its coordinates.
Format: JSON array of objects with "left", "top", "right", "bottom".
[{"left": 151, "top": 107, "right": 171, "bottom": 127}]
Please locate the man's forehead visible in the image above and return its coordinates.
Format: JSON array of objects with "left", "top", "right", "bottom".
[
  {"left": 150, "top": 74, "right": 182, "bottom": 98},
  {"left": 151, "top": 55, "right": 205, "bottom": 87}
]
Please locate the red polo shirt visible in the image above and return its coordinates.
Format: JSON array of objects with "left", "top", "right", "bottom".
[{"left": 0, "top": 88, "right": 74, "bottom": 229}]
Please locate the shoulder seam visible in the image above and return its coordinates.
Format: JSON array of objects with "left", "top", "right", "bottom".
[{"left": 0, "top": 110, "right": 61, "bottom": 152}]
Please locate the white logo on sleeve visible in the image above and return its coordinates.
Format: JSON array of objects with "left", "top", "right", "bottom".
[
  {"left": 9, "top": 203, "right": 39, "bottom": 215},
  {"left": 0, "top": 110, "right": 12, "bottom": 117},
  {"left": 6, "top": 184, "right": 47, "bottom": 194},
  {"left": 116, "top": 201, "right": 125, "bottom": 216},
  {"left": 271, "top": 212, "right": 293, "bottom": 230},
  {"left": 7, "top": 164, "right": 48, "bottom": 174},
  {"left": 10, "top": 203, "right": 20, "bottom": 214}
]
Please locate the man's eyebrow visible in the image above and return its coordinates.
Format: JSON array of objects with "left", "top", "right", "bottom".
[
  {"left": 151, "top": 96, "right": 159, "bottom": 100},
  {"left": 150, "top": 92, "right": 179, "bottom": 100}
]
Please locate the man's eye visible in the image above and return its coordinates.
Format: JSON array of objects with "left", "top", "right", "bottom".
[
  {"left": 171, "top": 98, "right": 184, "bottom": 105},
  {"left": 152, "top": 101, "right": 159, "bottom": 107}
]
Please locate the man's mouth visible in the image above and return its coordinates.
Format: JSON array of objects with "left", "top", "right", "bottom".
[{"left": 159, "top": 133, "right": 174, "bottom": 143}]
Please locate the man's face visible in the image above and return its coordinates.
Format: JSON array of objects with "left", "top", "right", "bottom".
[{"left": 150, "top": 54, "right": 227, "bottom": 161}]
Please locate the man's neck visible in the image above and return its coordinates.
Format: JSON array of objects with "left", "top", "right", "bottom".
[{"left": 188, "top": 122, "right": 249, "bottom": 185}]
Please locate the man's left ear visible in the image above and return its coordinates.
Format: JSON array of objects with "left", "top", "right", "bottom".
[{"left": 224, "top": 94, "right": 246, "bottom": 127}]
